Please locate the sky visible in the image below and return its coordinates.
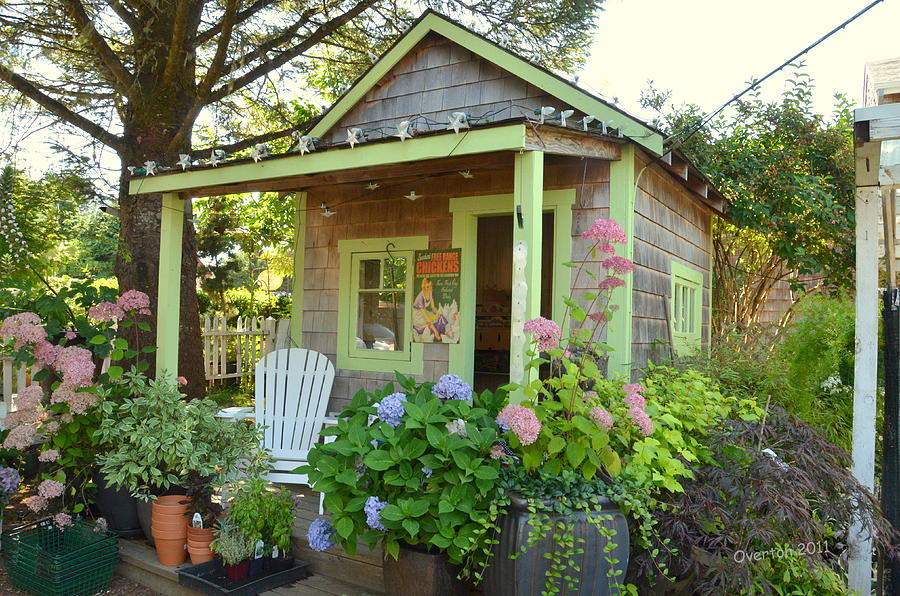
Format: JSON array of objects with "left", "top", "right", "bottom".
[{"left": 580, "top": 0, "right": 900, "bottom": 121}]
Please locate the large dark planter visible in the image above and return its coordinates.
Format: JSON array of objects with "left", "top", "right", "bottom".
[
  {"left": 93, "top": 468, "right": 142, "bottom": 538},
  {"left": 482, "top": 494, "right": 629, "bottom": 596},
  {"left": 136, "top": 484, "right": 188, "bottom": 546},
  {"left": 382, "top": 542, "right": 468, "bottom": 596}
]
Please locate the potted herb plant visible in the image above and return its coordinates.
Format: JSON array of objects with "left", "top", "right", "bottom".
[
  {"left": 211, "top": 516, "right": 255, "bottom": 581},
  {"left": 301, "top": 373, "right": 504, "bottom": 596},
  {"left": 227, "top": 476, "right": 299, "bottom": 574},
  {"left": 185, "top": 471, "right": 223, "bottom": 564}
]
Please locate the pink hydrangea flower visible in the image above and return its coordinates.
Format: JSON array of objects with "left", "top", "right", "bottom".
[
  {"left": 3, "top": 424, "right": 36, "bottom": 449},
  {"left": 582, "top": 219, "right": 628, "bottom": 244},
  {"left": 0, "top": 312, "right": 46, "bottom": 347},
  {"left": 590, "top": 406, "right": 614, "bottom": 431},
  {"left": 117, "top": 290, "right": 151, "bottom": 313},
  {"left": 94, "top": 518, "right": 109, "bottom": 533},
  {"left": 87, "top": 301, "right": 124, "bottom": 323},
  {"left": 16, "top": 385, "right": 43, "bottom": 411},
  {"left": 523, "top": 317, "right": 562, "bottom": 352},
  {"left": 42, "top": 420, "right": 60, "bottom": 434},
  {"left": 624, "top": 393, "right": 645, "bottom": 409},
  {"left": 176, "top": 376, "right": 188, "bottom": 386},
  {"left": 38, "top": 449, "right": 59, "bottom": 463},
  {"left": 4, "top": 409, "right": 41, "bottom": 428},
  {"left": 54, "top": 513, "right": 73, "bottom": 529},
  {"left": 622, "top": 383, "right": 644, "bottom": 395},
  {"left": 34, "top": 340, "right": 62, "bottom": 367},
  {"left": 602, "top": 256, "right": 634, "bottom": 275},
  {"left": 64, "top": 331, "right": 77, "bottom": 340},
  {"left": 54, "top": 346, "right": 95, "bottom": 386},
  {"left": 490, "top": 444, "right": 506, "bottom": 460},
  {"left": 496, "top": 405, "right": 541, "bottom": 446},
  {"left": 51, "top": 384, "right": 98, "bottom": 415},
  {"left": 24, "top": 495, "right": 48, "bottom": 513},
  {"left": 588, "top": 311, "right": 607, "bottom": 323},
  {"left": 38, "top": 479, "right": 65, "bottom": 499},
  {"left": 628, "top": 406, "right": 653, "bottom": 436},
  {"left": 598, "top": 277, "right": 626, "bottom": 291}
]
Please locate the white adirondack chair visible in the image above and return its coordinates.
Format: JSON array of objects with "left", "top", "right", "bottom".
[{"left": 218, "top": 348, "right": 335, "bottom": 512}]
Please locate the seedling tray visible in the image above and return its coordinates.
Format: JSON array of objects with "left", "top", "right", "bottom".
[{"left": 177, "top": 558, "right": 311, "bottom": 596}]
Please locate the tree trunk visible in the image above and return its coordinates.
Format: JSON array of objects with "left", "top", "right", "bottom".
[{"left": 116, "top": 139, "right": 205, "bottom": 399}]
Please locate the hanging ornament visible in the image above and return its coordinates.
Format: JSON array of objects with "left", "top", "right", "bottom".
[
  {"left": 447, "top": 112, "right": 469, "bottom": 134},
  {"left": 368, "top": 51, "right": 378, "bottom": 63},
  {"left": 347, "top": 128, "right": 365, "bottom": 148},
  {"left": 365, "top": 182, "right": 380, "bottom": 190},
  {"left": 210, "top": 149, "right": 226, "bottom": 167},
  {"left": 395, "top": 121, "right": 413, "bottom": 141},
  {"left": 143, "top": 161, "right": 158, "bottom": 176},
  {"left": 600, "top": 120, "right": 614, "bottom": 136},
  {"left": 126, "top": 166, "right": 146, "bottom": 175},
  {"left": 177, "top": 154, "right": 194, "bottom": 171},
  {"left": 320, "top": 202, "right": 336, "bottom": 217},
  {"left": 297, "top": 135, "right": 315, "bottom": 155},
  {"left": 581, "top": 115, "right": 596, "bottom": 131},
  {"left": 538, "top": 106, "right": 555, "bottom": 125},
  {"left": 559, "top": 109, "right": 574, "bottom": 128},
  {"left": 459, "top": 170, "right": 474, "bottom": 179},
  {"left": 251, "top": 143, "right": 269, "bottom": 162},
  {"left": 404, "top": 191, "right": 421, "bottom": 201}
]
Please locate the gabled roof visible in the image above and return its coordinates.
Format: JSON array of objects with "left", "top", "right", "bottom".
[{"left": 310, "top": 10, "right": 664, "bottom": 155}]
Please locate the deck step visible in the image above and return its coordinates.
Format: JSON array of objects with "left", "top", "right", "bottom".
[{"left": 117, "top": 538, "right": 383, "bottom": 595}]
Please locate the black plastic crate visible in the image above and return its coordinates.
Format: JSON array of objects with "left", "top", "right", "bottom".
[{"left": 177, "top": 558, "right": 311, "bottom": 596}]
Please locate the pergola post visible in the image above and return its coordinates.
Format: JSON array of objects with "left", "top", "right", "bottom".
[
  {"left": 289, "top": 192, "right": 307, "bottom": 348},
  {"left": 607, "top": 144, "right": 636, "bottom": 378},
  {"left": 155, "top": 192, "right": 185, "bottom": 379},
  {"left": 509, "top": 150, "right": 544, "bottom": 399}
]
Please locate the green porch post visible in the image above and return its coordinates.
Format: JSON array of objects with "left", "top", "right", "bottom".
[
  {"left": 289, "top": 192, "right": 307, "bottom": 348},
  {"left": 510, "top": 150, "right": 544, "bottom": 400},
  {"left": 155, "top": 192, "right": 184, "bottom": 379},
  {"left": 607, "top": 145, "right": 636, "bottom": 378}
]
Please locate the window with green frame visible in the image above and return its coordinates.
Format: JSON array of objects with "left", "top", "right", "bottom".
[
  {"left": 337, "top": 236, "right": 427, "bottom": 374},
  {"left": 670, "top": 261, "right": 703, "bottom": 357}
]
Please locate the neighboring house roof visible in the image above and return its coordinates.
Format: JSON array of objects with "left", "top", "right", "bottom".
[{"left": 310, "top": 10, "right": 664, "bottom": 155}]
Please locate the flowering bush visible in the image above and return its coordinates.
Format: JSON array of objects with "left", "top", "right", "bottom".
[{"left": 300, "top": 373, "right": 505, "bottom": 565}]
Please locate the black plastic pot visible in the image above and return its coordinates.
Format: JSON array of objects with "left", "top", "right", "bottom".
[
  {"left": 381, "top": 542, "right": 468, "bottom": 596},
  {"left": 264, "top": 555, "right": 293, "bottom": 574},
  {"left": 248, "top": 557, "right": 264, "bottom": 577},
  {"left": 93, "top": 469, "right": 142, "bottom": 538},
  {"left": 482, "top": 494, "right": 629, "bottom": 596}
]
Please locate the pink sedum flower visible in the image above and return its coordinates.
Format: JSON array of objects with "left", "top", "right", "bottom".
[
  {"left": 54, "top": 513, "right": 73, "bottom": 529},
  {"left": 597, "top": 242, "right": 616, "bottom": 255},
  {"left": 16, "top": 385, "right": 43, "bottom": 411},
  {"left": 38, "top": 479, "right": 65, "bottom": 499},
  {"left": 582, "top": 219, "right": 628, "bottom": 244},
  {"left": 38, "top": 449, "right": 59, "bottom": 463},
  {"left": 598, "top": 277, "right": 626, "bottom": 291},
  {"left": 590, "top": 406, "right": 614, "bottom": 431},
  {"left": 523, "top": 317, "right": 562, "bottom": 352},
  {"left": 588, "top": 311, "right": 607, "bottom": 323},
  {"left": 0, "top": 312, "right": 46, "bottom": 348},
  {"left": 117, "top": 290, "right": 151, "bottom": 313},
  {"left": 24, "top": 495, "right": 48, "bottom": 513},
  {"left": 496, "top": 405, "right": 542, "bottom": 446},
  {"left": 602, "top": 256, "right": 634, "bottom": 275},
  {"left": 87, "top": 301, "right": 124, "bottom": 323}
]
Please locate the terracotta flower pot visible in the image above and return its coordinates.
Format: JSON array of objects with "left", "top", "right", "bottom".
[
  {"left": 154, "top": 495, "right": 190, "bottom": 506},
  {"left": 188, "top": 546, "right": 214, "bottom": 565},
  {"left": 186, "top": 525, "right": 215, "bottom": 564},
  {"left": 225, "top": 559, "right": 250, "bottom": 581},
  {"left": 187, "top": 526, "right": 214, "bottom": 541},
  {"left": 155, "top": 537, "right": 187, "bottom": 566}
]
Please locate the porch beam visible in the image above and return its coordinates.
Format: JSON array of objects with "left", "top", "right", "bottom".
[
  {"left": 289, "top": 192, "right": 307, "bottom": 348},
  {"left": 524, "top": 127, "right": 622, "bottom": 160},
  {"left": 510, "top": 150, "right": 544, "bottom": 399},
  {"left": 155, "top": 192, "right": 185, "bottom": 379},
  {"left": 606, "top": 144, "right": 636, "bottom": 378},
  {"left": 128, "top": 125, "right": 528, "bottom": 196}
]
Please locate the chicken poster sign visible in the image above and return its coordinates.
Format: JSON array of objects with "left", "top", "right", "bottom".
[{"left": 412, "top": 249, "right": 461, "bottom": 344}]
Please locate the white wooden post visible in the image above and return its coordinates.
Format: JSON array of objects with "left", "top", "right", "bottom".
[{"left": 848, "top": 184, "right": 881, "bottom": 592}]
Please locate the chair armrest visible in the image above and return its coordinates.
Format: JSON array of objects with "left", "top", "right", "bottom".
[{"left": 216, "top": 407, "right": 254, "bottom": 421}]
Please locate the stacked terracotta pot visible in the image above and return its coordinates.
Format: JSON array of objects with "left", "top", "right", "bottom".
[
  {"left": 151, "top": 495, "right": 189, "bottom": 566},
  {"left": 187, "top": 526, "right": 214, "bottom": 564}
]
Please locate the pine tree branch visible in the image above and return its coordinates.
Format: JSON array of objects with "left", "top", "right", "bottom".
[
  {"left": 103, "top": 0, "right": 139, "bottom": 32},
  {"left": 207, "top": 0, "right": 376, "bottom": 104},
  {"left": 218, "top": 8, "right": 316, "bottom": 79},
  {"left": 0, "top": 62, "right": 123, "bottom": 149},
  {"left": 197, "top": 0, "right": 239, "bottom": 98},
  {"left": 61, "top": 0, "right": 134, "bottom": 94},
  {"left": 197, "top": 117, "right": 319, "bottom": 155},
  {"left": 162, "top": 0, "right": 194, "bottom": 86},
  {"left": 194, "top": 0, "right": 276, "bottom": 47}
]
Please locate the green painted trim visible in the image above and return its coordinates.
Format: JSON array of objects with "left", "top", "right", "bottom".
[
  {"left": 607, "top": 145, "right": 636, "bottom": 378},
  {"left": 446, "top": 188, "right": 573, "bottom": 386},
  {"left": 336, "top": 236, "right": 428, "bottom": 375},
  {"left": 156, "top": 193, "right": 184, "bottom": 380},
  {"left": 707, "top": 212, "right": 714, "bottom": 348},
  {"left": 310, "top": 13, "right": 662, "bottom": 155},
  {"left": 128, "top": 125, "right": 527, "bottom": 195},
  {"left": 670, "top": 261, "right": 704, "bottom": 357},
  {"left": 289, "top": 193, "right": 307, "bottom": 348}
]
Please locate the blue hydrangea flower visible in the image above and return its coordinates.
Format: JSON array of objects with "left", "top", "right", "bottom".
[
  {"left": 422, "top": 467, "right": 433, "bottom": 478},
  {"left": 431, "top": 374, "right": 472, "bottom": 402},
  {"left": 365, "top": 496, "right": 388, "bottom": 531},
  {"left": 376, "top": 393, "right": 407, "bottom": 428},
  {"left": 307, "top": 518, "right": 336, "bottom": 552},
  {"left": 0, "top": 467, "right": 20, "bottom": 495}
]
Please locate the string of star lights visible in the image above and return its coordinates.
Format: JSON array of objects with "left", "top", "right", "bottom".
[{"left": 124, "top": 102, "right": 638, "bottom": 176}]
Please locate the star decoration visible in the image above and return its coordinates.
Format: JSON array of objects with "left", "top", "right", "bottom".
[
  {"left": 405, "top": 191, "right": 421, "bottom": 201},
  {"left": 347, "top": 128, "right": 364, "bottom": 148},
  {"left": 366, "top": 182, "right": 380, "bottom": 190},
  {"left": 210, "top": 149, "right": 226, "bottom": 167},
  {"left": 539, "top": 106, "right": 555, "bottom": 124},
  {"left": 559, "top": 109, "right": 574, "bottom": 127},
  {"left": 395, "top": 121, "right": 413, "bottom": 141},
  {"left": 459, "top": 170, "right": 474, "bottom": 179},
  {"left": 177, "top": 154, "right": 193, "bottom": 171},
  {"left": 251, "top": 143, "right": 269, "bottom": 162},
  {"left": 143, "top": 161, "right": 158, "bottom": 176},
  {"left": 298, "top": 135, "right": 315, "bottom": 155},
  {"left": 321, "top": 202, "right": 336, "bottom": 217},
  {"left": 581, "top": 115, "right": 597, "bottom": 131},
  {"left": 447, "top": 112, "right": 469, "bottom": 134}
]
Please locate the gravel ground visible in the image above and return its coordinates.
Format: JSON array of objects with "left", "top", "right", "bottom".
[{"left": 0, "top": 564, "right": 161, "bottom": 595}]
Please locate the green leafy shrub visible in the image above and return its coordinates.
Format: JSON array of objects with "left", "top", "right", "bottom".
[
  {"left": 223, "top": 287, "right": 291, "bottom": 320},
  {"left": 228, "top": 477, "right": 298, "bottom": 553}
]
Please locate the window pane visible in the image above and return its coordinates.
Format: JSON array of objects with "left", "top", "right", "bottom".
[
  {"left": 360, "top": 259, "right": 381, "bottom": 289},
  {"left": 383, "top": 257, "right": 407, "bottom": 289},
  {"left": 356, "top": 291, "right": 405, "bottom": 351}
]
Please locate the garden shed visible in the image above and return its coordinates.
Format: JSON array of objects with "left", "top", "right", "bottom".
[{"left": 130, "top": 10, "right": 725, "bottom": 409}]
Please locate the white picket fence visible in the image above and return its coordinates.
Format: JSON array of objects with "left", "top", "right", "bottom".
[
  {"left": 0, "top": 357, "right": 29, "bottom": 418},
  {"left": 202, "top": 317, "right": 291, "bottom": 382}
]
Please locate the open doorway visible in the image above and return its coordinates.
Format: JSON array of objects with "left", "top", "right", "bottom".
[{"left": 473, "top": 213, "right": 554, "bottom": 392}]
